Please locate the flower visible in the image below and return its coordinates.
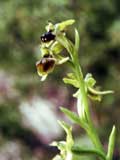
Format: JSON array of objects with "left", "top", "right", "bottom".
[
  {"left": 36, "top": 54, "right": 56, "bottom": 81},
  {"left": 36, "top": 19, "right": 75, "bottom": 81}
]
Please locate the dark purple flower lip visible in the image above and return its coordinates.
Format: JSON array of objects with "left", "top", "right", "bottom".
[{"left": 36, "top": 56, "right": 56, "bottom": 75}]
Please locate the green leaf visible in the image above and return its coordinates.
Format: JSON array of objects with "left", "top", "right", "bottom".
[
  {"left": 75, "top": 29, "right": 80, "bottom": 53},
  {"left": 72, "top": 146, "right": 106, "bottom": 160},
  {"left": 60, "top": 107, "right": 80, "bottom": 124},
  {"left": 106, "top": 125, "right": 116, "bottom": 160}
]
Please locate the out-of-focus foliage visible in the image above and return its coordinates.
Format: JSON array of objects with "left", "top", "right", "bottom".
[{"left": 0, "top": 0, "right": 120, "bottom": 159}]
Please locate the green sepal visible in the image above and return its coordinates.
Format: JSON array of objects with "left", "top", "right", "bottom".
[
  {"left": 63, "top": 77, "right": 79, "bottom": 88},
  {"left": 60, "top": 107, "right": 81, "bottom": 124},
  {"left": 63, "top": 73, "right": 79, "bottom": 88},
  {"left": 55, "top": 19, "right": 75, "bottom": 31},
  {"left": 106, "top": 125, "right": 116, "bottom": 160}
]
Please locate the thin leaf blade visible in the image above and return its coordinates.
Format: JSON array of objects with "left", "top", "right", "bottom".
[
  {"left": 75, "top": 29, "right": 80, "bottom": 53},
  {"left": 60, "top": 107, "right": 80, "bottom": 124},
  {"left": 106, "top": 125, "right": 116, "bottom": 160}
]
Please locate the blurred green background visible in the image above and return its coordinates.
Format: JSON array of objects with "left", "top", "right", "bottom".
[{"left": 0, "top": 0, "right": 120, "bottom": 160}]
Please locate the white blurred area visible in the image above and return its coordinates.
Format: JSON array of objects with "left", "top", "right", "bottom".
[
  {"left": 19, "top": 96, "right": 62, "bottom": 143},
  {"left": 0, "top": 141, "right": 37, "bottom": 160},
  {"left": 0, "top": 141, "right": 22, "bottom": 160}
]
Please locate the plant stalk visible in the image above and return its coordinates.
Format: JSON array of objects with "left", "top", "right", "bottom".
[{"left": 72, "top": 51, "right": 105, "bottom": 153}]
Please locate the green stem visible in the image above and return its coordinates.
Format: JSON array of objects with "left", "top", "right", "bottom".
[
  {"left": 72, "top": 51, "right": 105, "bottom": 153},
  {"left": 58, "top": 34, "right": 105, "bottom": 155},
  {"left": 85, "top": 124, "right": 104, "bottom": 152}
]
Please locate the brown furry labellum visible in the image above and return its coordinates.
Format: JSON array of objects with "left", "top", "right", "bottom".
[{"left": 36, "top": 55, "right": 56, "bottom": 76}]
